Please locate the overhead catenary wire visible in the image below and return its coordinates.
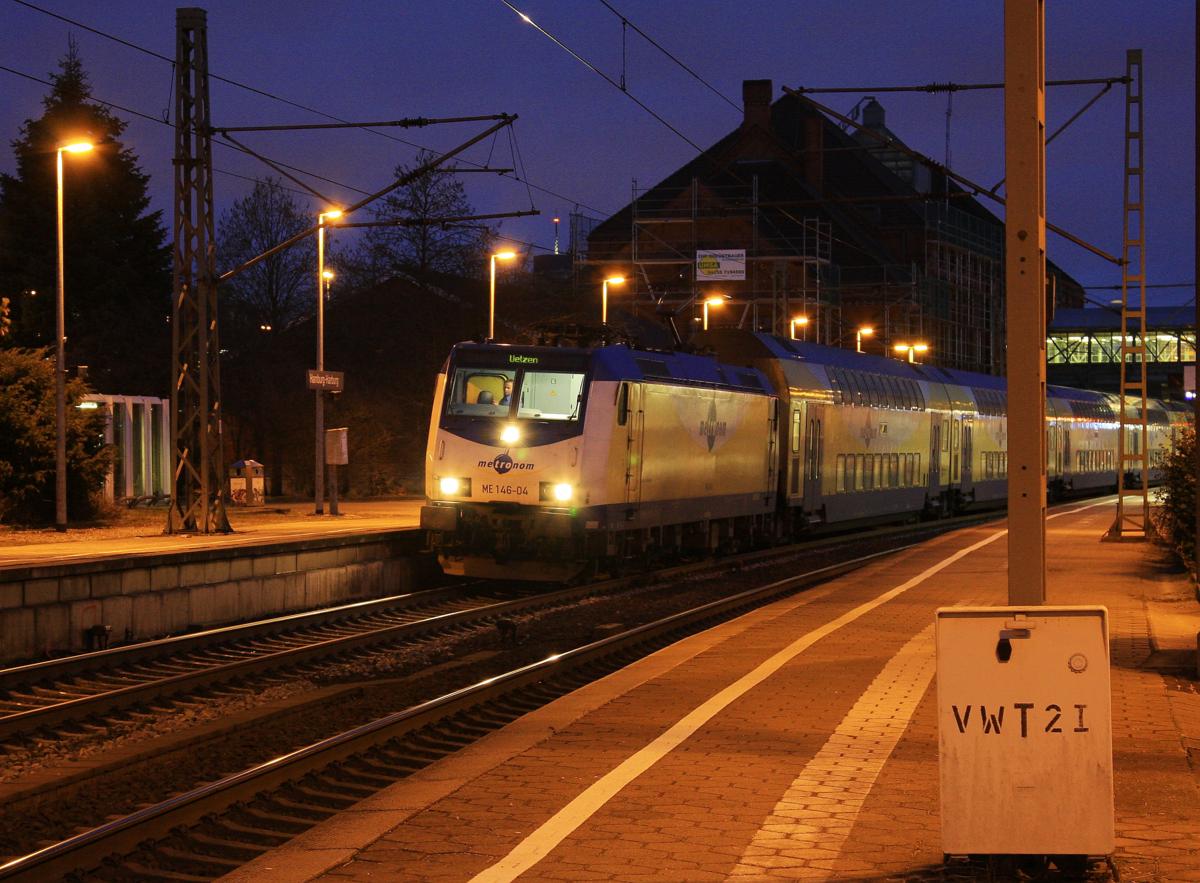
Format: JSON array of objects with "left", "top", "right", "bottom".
[
  {"left": 595, "top": 0, "right": 741, "bottom": 113},
  {"left": 0, "top": 62, "right": 376, "bottom": 199},
  {"left": 7, "top": 0, "right": 613, "bottom": 218},
  {"left": 498, "top": 0, "right": 707, "bottom": 155}
]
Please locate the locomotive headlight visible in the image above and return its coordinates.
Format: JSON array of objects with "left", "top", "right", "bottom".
[
  {"left": 500, "top": 424, "right": 521, "bottom": 445},
  {"left": 539, "top": 481, "right": 575, "bottom": 503},
  {"left": 439, "top": 476, "right": 465, "bottom": 496}
]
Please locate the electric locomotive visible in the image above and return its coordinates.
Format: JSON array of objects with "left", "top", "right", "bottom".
[{"left": 421, "top": 341, "right": 776, "bottom": 580}]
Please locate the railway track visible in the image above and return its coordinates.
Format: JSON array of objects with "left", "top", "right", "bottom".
[
  {"left": 0, "top": 511, "right": 1002, "bottom": 747},
  {"left": 0, "top": 581, "right": 551, "bottom": 744},
  {"left": 0, "top": 511, "right": 1013, "bottom": 882}
]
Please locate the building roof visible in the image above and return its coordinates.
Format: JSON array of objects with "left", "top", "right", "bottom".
[{"left": 1048, "top": 306, "right": 1195, "bottom": 331}]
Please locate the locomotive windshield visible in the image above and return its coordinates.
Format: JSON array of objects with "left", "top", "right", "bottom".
[{"left": 444, "top": 360, "right": 588, "bottom": 422}]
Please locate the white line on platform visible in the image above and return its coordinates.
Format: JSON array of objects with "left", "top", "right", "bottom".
[
  {"left": 729, "top": 621, "right": 939, "bottom": 875},
  {"left": 469, "top": 498, "right": 1113, "bottom": 883}
]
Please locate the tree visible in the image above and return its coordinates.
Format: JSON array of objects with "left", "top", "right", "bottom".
[
  {"left": 354, "top": 149, "right": 494, "bottom": 282},
  {"left": 0, "top": 40, "right": 171, "bottom": 396},
  {"left": 216, "top": 176, "right": 316, "bottom": 339},
  {"left": 0, "top": 348, "right": 110, "bottom": 523}
]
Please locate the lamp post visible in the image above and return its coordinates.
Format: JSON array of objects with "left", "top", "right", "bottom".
[
  {"left": 856, "top": 325, "right": 875, "bottom": 353},
  {"left": 55, "top": 140, "right": 93, "bottom": 532},
  {"left": 602, "top": 275, "right": 625, "bottom": 325},
  {"left": 314, "top": 209, "right": 341, "bottom": 515},
  {"left": 893, "top": 342, "right": 930, "bottom": 364},
  {"left": 702, "top": 295, "right": 727, "bottom": 332},
  {"left": 790, "top": 315, "right": 809, "bottom": 341},
  {"left": 488, "top": 250, "right": 518, "bottom": 341}
]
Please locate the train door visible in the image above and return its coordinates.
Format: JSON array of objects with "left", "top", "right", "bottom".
[
  {"left": 959, "top": 416, "right": 974, "bottom": 499},
  {"left": 949, "top": 414, "right": 961, "bottom": 486},
  {"left": 928, "top": 416, "right": 942, "bottom": 489},
  {"left": 623, "top": 382, "right": 644, "bottom": 504},
  {"left": 789, "top": 403, "right": 803, "bottom": 497},
  {"left": 803, "top": 405, "right": 824, "bottom": 511}
]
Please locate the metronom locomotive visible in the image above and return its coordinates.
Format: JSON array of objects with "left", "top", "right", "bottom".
[{"left": 420, "top": 330, "right": 1187, "bottom": 581}]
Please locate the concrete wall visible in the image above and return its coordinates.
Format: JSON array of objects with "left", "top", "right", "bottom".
[{"left": 0, "top": 530, "right": 433, "bottom": 664}]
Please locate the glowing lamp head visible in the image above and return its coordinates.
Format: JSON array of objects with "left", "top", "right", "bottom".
[
  {"left": 321, "top": 209, "right": 343, "bottom": 221},
  {"left": 500, "top": 424, "right": 521, "bottom": 445},
  {"left": 61, "top": 141, "right": 94, "bottom": 154},
  {"left": 859, "top": 326, "right": 875, "bottom": 337},
  {"left": 605, "top": 275, "right": 625, "bottom": 285},
  {"left": 913, "top": 344, "right": 930, "bottom": 353},
  {"left": 494, "top": 250, "right": 518, "bottom": 261},
  {"left": 894, "top": 343, "right": 910, "bottom": 353},
  {"left": 793, "top": 316, "right": 809, "bottom": 326},
  {"left": 705, "top": 296, "right": 726, "bottom": 307},
  {"left": 322, "top": 270, "right": 335, "bottom": 281},
  {"left": 438, "top": 477, "right": 461, "bottom": 496},
  {"left": 551, "top": 483, "right": 573, "bottom": 502}
]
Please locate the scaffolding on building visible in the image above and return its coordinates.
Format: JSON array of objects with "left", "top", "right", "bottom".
[
  {"left": 583, "top": 176, "right": 836, "bottom": 340},
  {"left": 923, "top": 200, "right": 1005, "bottom": 374}
]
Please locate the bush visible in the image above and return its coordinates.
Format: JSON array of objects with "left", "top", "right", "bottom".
[
  {"left": 0, "top": 348, "right": 112, "bottom": 524},
  {"left": 1153, "top": 423, "right": 1196, "bottom": 567}
]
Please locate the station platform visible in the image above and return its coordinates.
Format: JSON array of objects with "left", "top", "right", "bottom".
[
  {"left": 228, "top": 499, "right": 1200, "bottom": 882},
  {"left": 0, "top": 500, "right": 423, "bottom": 570}
]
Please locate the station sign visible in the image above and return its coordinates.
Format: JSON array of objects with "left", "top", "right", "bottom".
[{"left": 307, "top": 369, "right": 344, "bottom": 393}]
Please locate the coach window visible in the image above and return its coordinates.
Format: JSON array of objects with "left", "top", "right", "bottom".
[
  {"left": 836, "top": 454, "right": 846, "bottom": 492},
  {"left": 791, "top": 409, "right": 802, "bottom": 453}
]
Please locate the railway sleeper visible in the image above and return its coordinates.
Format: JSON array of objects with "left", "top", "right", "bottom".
[
  {"left": 206, "top": 818, "right": 292, "bottom": 847},
  {"left": 120, "top": 860, "right": 212, "bottom": 882},
  {"left": 269, "top": 794, "right": 340, "bottom": 821},
  {"left": 307, "top": 773, "right": 378, "bottom": 799},
  {"left": 321, "top": 761, "right": 399, "bottom": 784},
  {"left": 290, "top": 783, "right": 360, "bottom": 809},
  {"left": 173, "top": 832, "right": 263, "bottom": 862},
  {"left": 153, "top": 844, "right": 245, "bottom": 873},
  {"left": 335, "top": 760, "right": 409, "bottom": 786},
  {"left": 239, "top": 805, "right": 316, "bottom": 832}
]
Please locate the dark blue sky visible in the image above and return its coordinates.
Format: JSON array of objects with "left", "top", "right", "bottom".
[{"left": 2, "top": 1, "right": 1194, "bottom": 304}]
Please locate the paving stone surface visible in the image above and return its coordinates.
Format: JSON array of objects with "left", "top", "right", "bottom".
[{"left": 228, "top": 502, "right": 1200, "bottom": 882}]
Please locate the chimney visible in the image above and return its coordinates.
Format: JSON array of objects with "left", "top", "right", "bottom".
[
  {"left": 803, "top": 110, "right": 824, "bottom": 194},
  {"left": 742, "top": 79, "right": 773, "bottom": 131},
  {"left": 861, "top": 97, "right": 885, "bottom": 130}
]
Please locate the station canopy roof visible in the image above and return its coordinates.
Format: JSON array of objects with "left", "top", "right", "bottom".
[{"left": 1049, "top": 305, "right": 1194, "bottom": 332}]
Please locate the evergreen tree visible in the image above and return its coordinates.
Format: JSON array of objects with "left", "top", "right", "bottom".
[
  {"left": 0, "top": 40, "right": 171, "bottom": 395},
  {"left": 0, "top": 347, "right": 110, "bottom": 524}
]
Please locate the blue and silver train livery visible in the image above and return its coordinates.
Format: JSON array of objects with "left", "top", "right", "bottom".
[{"left": 421, "top": 341, "right": 777, "bottom": 580}]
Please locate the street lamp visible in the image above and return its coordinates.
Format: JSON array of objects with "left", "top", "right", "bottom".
[
  {"left": 894, "top": 342, "right": 930, "bottom": 364},
  {"left": 601, "top": 275, "right": 625, "bottom": 325},
  {"left": 488, "top": 250, "right": 518, "bottom": 340},
  {"left": 55, "top": 139, "right": 93, "bottom": 532},
  {"left": 314, "top": 209, "right": 341, "bottom": 515},
  {"left": 856, "top": 325, "right": 875, "bottom": 353},
  {"left": 702, "top": 295, "right": 728, "bottom": 331},
  {"left": 790, "top": 315, "right": 809, "bottom": 341}
]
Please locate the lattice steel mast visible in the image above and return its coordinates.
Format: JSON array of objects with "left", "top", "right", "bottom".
[
  {"left": 167, "top": 7, "right": 230, "bottom": 533},
  {"left": 1106, "top": 49, "right": 1148, "bottom": 541}
]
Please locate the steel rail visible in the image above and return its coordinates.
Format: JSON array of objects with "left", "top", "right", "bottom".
[
  {"left": 0, "top": 538, "right": 919, "bottom": 882},
  {"left": 0, "top": 512, "right": 1006, "bottom": 742},
  {"left": 0, "top": 586, "right": 559, "bottom": 742},
  {"left": 0, "top": 584, "right": 472, "bottom": 689}
]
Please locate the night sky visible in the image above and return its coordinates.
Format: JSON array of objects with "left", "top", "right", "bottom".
[{"left": 1, "top": 1, "right": 1194, "bottom": 305}]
